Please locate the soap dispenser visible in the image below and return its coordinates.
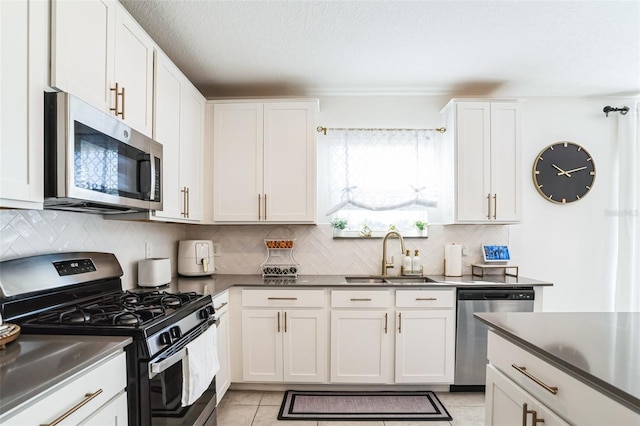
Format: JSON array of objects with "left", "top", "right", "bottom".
[
  {"left": 402, "top": 250, "right": 412, "bottom": 274},
  {"left": 412, "top": 249, "right": 421, "bottom": 274}
]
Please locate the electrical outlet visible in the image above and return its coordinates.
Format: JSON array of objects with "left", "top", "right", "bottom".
[
  {"left": 212, "top": 243, "right": 222, "bottom": 257},
  {"left": 145, "top": 242, "right": 152, "bottom": 259}
]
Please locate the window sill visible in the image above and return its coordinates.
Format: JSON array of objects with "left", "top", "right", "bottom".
[{"left": 332, "top": 230, "right": 428, "bottom": 239}]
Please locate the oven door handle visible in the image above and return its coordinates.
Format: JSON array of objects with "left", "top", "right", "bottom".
[{"left": 149, "top": 348, "right": 187, "bottom": 379}]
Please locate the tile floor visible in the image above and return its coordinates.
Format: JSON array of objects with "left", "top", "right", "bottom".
[{"left": 216, "top": 390, "right": 485, "bottom": 426}]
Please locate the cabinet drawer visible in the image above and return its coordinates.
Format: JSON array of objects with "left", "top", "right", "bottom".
[
  {"left": 212, "top": 290, "right": 230, "bottom": 314},
  {"left": 395, "top": 289, "right": 455, "bottom": 308},
  {"left": 4, "top": 351, "right": 127, "bottom": 425},
  {"left": 242, "top": 289, "right": 325, "bottom": 307},
  {"left": 331, "top": 290, "right": 390, "bottom": 308},
  {"left": 488, "top": 331, "right": 639, "bottom": 425}
]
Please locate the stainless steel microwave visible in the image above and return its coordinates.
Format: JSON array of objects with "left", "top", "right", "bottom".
[{"left": 44, "top": 92, "right": 162, "bottom": 214}]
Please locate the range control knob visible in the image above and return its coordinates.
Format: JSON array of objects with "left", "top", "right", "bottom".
[
  {"left": 170, "top": 326, "right": 182, "bottom": 340},
  {"left": 159, "top": 331, "right": 172, "bottom": 345},
  {"left": 199, "top": 306, "right": 214, "bottom": 320}
]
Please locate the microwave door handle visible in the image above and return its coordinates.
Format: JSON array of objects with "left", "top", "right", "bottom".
[
  {"left": 149, "top": 156, "right": 157, "bottom": 201},
  {"left": 148, "top": 348, "right": 187, "bottom": 379},
  {"left": 138, "top": 154, "right": 152, "bottom": 196}
]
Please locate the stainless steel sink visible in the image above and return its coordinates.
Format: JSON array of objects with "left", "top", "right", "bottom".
[
  {"left": 344, "top": 276, "right": 389, "bottom": 284},
  {"left": 385, "top": 276, "right": 435, "bottom": 284}
]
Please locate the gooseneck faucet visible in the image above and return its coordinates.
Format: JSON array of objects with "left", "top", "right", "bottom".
[{"left": 381, "top": 231, "right": 407, "bottom": 276}]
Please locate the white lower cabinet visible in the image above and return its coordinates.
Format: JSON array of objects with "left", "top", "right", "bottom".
[
  {"left": 330, "top": 290, "right": 393, "bottom": 383},
  {"left": 241, "top": 289, "right": 326, "bottom": 383},
  {"left": 487, "top": 330, "right": 639, "bottom": 426},
  {"left": 395, "top": 289, "right": 455, "bottom": 383},
  {"left": 213, "top": 291, "right": 231, "bottom": 404},
  {"left": 486, "top": 364, "right": 569, "bottom": 426},
  {"left": 330, "top": 309, "right": 393, "bottom": 383},
  {"left": 2, "top": 351, "right": 127, "bottom": 425}
]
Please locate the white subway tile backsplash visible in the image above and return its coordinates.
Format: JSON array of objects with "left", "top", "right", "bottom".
[{"left": 2, "top": 210, "right": 509, "bottom": 290}]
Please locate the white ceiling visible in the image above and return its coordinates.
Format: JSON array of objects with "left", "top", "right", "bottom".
[{"left": 120, "top": 0, "right": 640, "bottom": 99}]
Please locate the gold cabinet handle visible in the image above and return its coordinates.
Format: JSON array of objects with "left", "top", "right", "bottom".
[
  {"left": 277, "top": 311, "right": 280, "bottom": 333},
  {"left": 384, "top": 312, "right": 388, "bottom": 334},
  {"left": 264, "top": 193, "right": 267, "bottom": 221},
  {"left": 110, "top": 83, "right": 125, "bottom": 118},
  {"left": 284, "top": 311, "right": 287, "bottom": 333},
  {"left": 493, "top": 193, "right": 497, "bottom": 219},
  {"left": 258, "top": 194, "right": 261, "bottom": 220},
  {"left": 41, "top": 389, "right": 103, "bottom": 426},
  {"left": 214, "top": 302, "right": 228, "bottom": 310},
  {"left": 522, "top": 403, "right": 545, "bottom": 425},
  {"left": 185, "top": 187, "right": 190, "bottom": 218},
  {"left": 398, "top": 312, "right": 402, "bottom": 334},
  {"left": 415, "top": 297, "right": 437, "bottom": 301},
  {"left": 121, "top": 85, "right": 125, "bottom": 119},
  {"left": 486, "top": 193, "right": 491, "bottom": 219},
  {"left": 350, "top": 298, "right": 372, "bottom": 301},
  {"left": 181, "top": 187, "right": 188, "bottom": 217},
  {"left": 267, "top": 297, "right": 298, "bottom": 300},
  {"left": 512, "top": 364, "right": 558, "bottom": 395}
]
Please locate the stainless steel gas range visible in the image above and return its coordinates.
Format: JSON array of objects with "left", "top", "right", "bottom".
[{"left": 0, "top": 252, "right": 218, "bottom": 426}]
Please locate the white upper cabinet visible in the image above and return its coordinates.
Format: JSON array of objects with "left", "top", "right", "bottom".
[
  {"left": 212, "top": 100, "right": 318, "bottom": 223},
  {"left": 113, "top": 5, "right": 154, "bottom": 136},
  {"left": 116, "top": 49, "right": 205, "bottom": 223},
  {"left": 51, "top": 0, "right": 154, "bottom": 136},
  {"left": 442, "top": 99, "right": 522, "bottom": 223},
  {"left": 0, "top": 0, "right": 47, "bottom": 209}
]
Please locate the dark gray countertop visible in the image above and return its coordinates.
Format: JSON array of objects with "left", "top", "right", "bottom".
[
  {"left": 475, "top": 312, "right": 640, "bottom": 414},
  {"left": 0, "top": 334, "right": 132, "bottom": 418},
  {"left": 152, "top": 273, "right": 552, "bottom": 297}
]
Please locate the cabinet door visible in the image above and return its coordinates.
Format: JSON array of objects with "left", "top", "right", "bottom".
[
  {"left": 51, "top": 0, "right": 115, "bottom": 112},
  {"left": 215, "top": 310, "right": 231, "bottom": 403},
  {"left": 242, "top": 309, "right": 282, "bottom": 382},
  {"left": 113, "top": 6, "right": 154, "bottom": 136},
  {"left": 283, "top": 310, "right": 326, "bottom": 383},
  {"left": 263, "top": 102, "right": 317, "bottom": 222},
  {"left": 490, "top": 102, "right": 521, "bottom": 221},
  {"left": 486, "top": 365, "right": 569, "bottom": 426},
  {"left": 213, "top": 103, "right": 264, "bottom": 221},
  {"left": 180, "top": 82, "right": 205, "bottom": 221},
  {"left": 0, "top": 0, "right": 46, "bottom": 208},
  {"left": 455, "top": 102, "right": 492, "bottom": 222},
  {"left": 330, "top": 310, "right": 392, "bottom": 383},
  {"left": 153, "top": 51, "right": 183, "bottom": 220},
  {"left": 395, "top": 309, "right": 455, "bottom": 383}
]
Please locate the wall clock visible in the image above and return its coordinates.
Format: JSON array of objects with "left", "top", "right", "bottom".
[{"left": 532, "top": 141, "right": 596, "bottom": 204}]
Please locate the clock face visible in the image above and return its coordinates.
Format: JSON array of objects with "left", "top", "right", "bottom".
[{"left": 532, "top": 142, "right": 596, "bottom": 204}]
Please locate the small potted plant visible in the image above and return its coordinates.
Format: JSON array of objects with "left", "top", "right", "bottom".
[
  {"left": 331, "top": 217, "right": 348, "bottom": 236},
  {"left": 414, "top": 220, "right": 428, "bottom": 236}
]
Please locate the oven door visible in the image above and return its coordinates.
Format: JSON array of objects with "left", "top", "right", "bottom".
[{"left": 147, "top": 325, "right": 217, "bottom": 426}]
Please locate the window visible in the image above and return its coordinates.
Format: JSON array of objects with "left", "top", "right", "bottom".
[{"left": 318, "top": 128, "right": 453, "bottom": 236}]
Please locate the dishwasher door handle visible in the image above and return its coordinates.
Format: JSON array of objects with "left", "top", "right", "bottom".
[{"left": 483, "top": 293, "right": 510, "bottom": 299}]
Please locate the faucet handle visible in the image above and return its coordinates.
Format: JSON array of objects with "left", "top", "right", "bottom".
[{"left": 385, "top": 256, "right": 395, "bottom": 269}]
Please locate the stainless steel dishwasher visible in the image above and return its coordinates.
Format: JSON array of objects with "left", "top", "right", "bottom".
[{"left": 452, "top": 287, "right": 535, "bottom": 391}]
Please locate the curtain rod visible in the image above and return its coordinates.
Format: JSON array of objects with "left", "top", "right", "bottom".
[
  {"left": 603, "top": 106, "right": 629, "bottom": 117},
  {"left": 316, "top": 126, "right": 446, "bottom": 135}
]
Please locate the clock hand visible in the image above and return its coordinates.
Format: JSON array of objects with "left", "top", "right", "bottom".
[
  {"left": 552, "top": 164, "right": 572, "bottom": 177},
  {"left": 560, "top": 166, "right": 587, "bottom": 175}
]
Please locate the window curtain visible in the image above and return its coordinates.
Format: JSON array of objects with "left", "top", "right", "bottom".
[
  {"left": 325, "top": 129, "right": 442, "bottom": 215},
  {"left": 614, "top": 100, "right": 640, "bottom": 312}
]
